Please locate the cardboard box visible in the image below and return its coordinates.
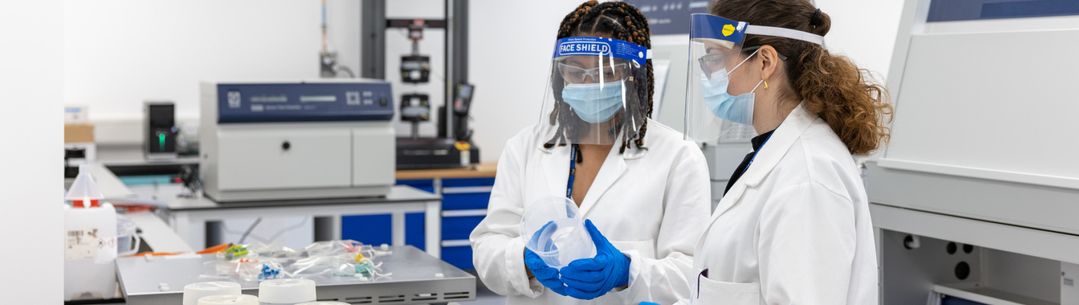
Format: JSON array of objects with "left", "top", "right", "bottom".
[{"left": 64, "top": 123, "right": 94, "bottom": 143}]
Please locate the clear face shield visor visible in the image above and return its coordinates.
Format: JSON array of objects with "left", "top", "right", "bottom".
[
  {"left": 683, "top": 14, "right": 825, "bottom": 144},
  {"left": 537, "top": 36, "right": 651, "bottom": 147}
]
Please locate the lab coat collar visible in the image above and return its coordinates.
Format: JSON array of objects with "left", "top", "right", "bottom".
[{"left": 709, "top": 103, "right": 816, "bottom": 219}]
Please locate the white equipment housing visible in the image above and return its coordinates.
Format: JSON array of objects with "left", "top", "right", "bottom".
[
  {"left": 868, "top": 1, "right": 1079, "bottom": 304},
  {"left": 200, "top": 80, "right": 396, "bottom": 202}
]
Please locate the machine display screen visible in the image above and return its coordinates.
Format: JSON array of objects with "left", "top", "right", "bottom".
[
  {"left": 216, "top": 82, "right": 395, "bottom": 123},
  {"left": 927, "top": 0, "right": 1079, "bottom": 22}
]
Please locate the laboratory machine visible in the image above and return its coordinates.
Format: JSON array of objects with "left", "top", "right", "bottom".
[
  {"left": 361, "top": 1, "right": 482, "bottom": 169},
  {"left": 868, "top": 1, "right": 1079, "bottom": 304},
  {"left": 199, "top": 80, "right": 396, "bottom": 202},
  {"left": 144, "top": 101, "right": 179, "bottom": 160}
]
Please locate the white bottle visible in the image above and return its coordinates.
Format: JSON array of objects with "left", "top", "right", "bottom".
[
  {"left": 184, "top": 281, "right": 242, "bottom": 305},
  {"left": 63, "top": 165, "right": 118, "bottom": 300},
  {"left": 258, "top": 279, "right": 316, "bottom": 305}
]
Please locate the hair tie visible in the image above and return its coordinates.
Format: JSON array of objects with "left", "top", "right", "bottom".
[{"left": 810, "top": 8, "right": 823, "bottom": 28}]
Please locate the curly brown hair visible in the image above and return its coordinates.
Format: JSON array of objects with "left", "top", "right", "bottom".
[
  {"left": 544, "top": 0, "right": 654, "bottom": 154},
  {"left": 712, "top": 0, "right": 893, "bottom": 154}
]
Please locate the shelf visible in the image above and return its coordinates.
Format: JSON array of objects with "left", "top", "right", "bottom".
[{"left": 933, "top": 283, "right": 1058, "bottom": 305}]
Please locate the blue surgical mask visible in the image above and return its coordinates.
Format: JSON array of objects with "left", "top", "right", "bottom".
[
  {"left": 561, "top": 81, "right": 624, "bottom": 124},
  {"left": 700, "top": 51, "right": 763, "bottom": 125}
]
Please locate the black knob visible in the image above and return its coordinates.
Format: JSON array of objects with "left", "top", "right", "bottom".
[{"left": 281, "top": 141, "right": 291, "bottom": 151}]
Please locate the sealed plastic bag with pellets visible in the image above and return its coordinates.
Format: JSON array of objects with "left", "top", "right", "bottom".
[{"left": 287, "top": 240, "right": 391, "bottom": 280}]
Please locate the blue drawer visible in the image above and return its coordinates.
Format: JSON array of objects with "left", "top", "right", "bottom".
[
  {"left": 405, "top": 212, "right": 425, "bottom": 250},
  {"left": 442, "top": 245, "right": 475, "bottom": 270},
  {"left": 442, "top": 177, "right": 495, "bottom": 188},
  {"left": 442, "top": 216, "right": 485, "bottom": 241},
  {"left": 443, "top": 192, "right": 491, "bottom": 211},
  {"left": 341, "top": 214, "right": 392, "bottom": 246},
  {"left": 396, "top": 179, "right": 436, "bottom": 193}
]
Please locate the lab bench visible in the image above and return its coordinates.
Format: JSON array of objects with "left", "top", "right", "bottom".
[
  {"left": 342, "top": 163, "right": 496, "bottom": 270},
  {"left": 164, "top": 185, "right": 443, "bottom": 258},
  {"left": 114, "top": 162, "right": 497, "bottom": 271}
]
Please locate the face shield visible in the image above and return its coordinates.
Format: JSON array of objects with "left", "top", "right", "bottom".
[
  {"left": 538, "top": 36, "right": 650, "bottom": 147},
  {"left": 683, "top": 14, "right": 825, "bottom": 144}
]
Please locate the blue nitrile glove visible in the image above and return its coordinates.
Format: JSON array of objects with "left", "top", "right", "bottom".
[
  {"left": 639, "top": 302, "right": 661, "bottom": 305},
  {"left": 558, "top": 219, "right": 631, "bottom": 300},
  {"left": 524, "top": 221, "right": 567, "bottom": 296}
]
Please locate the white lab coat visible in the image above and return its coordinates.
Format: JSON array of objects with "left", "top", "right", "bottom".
[
  {"left": 470, "top": 119, "right": 712, "bottom": 305},
  {"left": 682, "top": 105, "right": 878, "bottom": 305}
]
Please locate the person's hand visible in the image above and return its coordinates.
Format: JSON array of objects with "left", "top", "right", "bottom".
[
  {"left": 524, "top": 222, "right": 567, "bottom": 296},
  {"left": 558, "top": 219, "right": 630, "bottom": 300}
]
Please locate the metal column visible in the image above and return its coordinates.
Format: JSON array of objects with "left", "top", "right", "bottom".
[{"left": 360, "top": 0, "right": 387, "bottom": 79}]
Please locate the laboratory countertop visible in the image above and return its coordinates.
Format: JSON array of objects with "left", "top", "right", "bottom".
[
  {"left": 117, "top": 246, "right": 476, "bottom": 305},
  {"left": 395, "top": 162, "right": 497, "bottom": 180},
  {"left": 166, "top": 185, "right": 440, "bottom": 211}
]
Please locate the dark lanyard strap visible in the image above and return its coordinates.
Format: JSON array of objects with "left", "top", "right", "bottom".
[
  {"left": 746, "top": 137, "right": 770, "bottom": 168},
  {"left": 566, "top": 144, "right": 578, "bottom": 199}
]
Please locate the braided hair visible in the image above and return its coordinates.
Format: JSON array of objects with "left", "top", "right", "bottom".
[{"left": 543, "top": 0, "right": 654, "bottom": 155}]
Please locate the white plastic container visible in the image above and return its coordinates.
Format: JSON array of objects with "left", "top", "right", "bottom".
[
  {"left": 198, "top": 294, "right": 259, "bottom": 305},
  {"left": 258, "top": 279, "right": 316, "bottom": 304},
  {"left": 117, "top": 215, "right": 140, "bottom": 256},
  {"left": 64, "top": 164, "right": 119, "bottom": 301},
  {"left": 521, "top": 196, "right": 596, "bottom": 268},
  {"left": 184, "top": 281, "right": 243, "bottom": 305},
  {"left": 64, "top": 203, "right": 118, "bottom": 300}
]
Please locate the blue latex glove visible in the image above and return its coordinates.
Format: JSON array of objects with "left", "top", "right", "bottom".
[
  {"left": 558, "top": 219, "right": 631, "bottom": 300},
  {"left": 524, "top": 222, "right": 567, "bottom": 296}
]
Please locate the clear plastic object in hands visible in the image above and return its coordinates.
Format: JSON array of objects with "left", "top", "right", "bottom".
[{"left": 521, "top": 196, "right": 596, "bottom": 268}]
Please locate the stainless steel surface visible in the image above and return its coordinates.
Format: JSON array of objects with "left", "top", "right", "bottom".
[
  {"left": 167, "top": 185, "right": 439, "bottom": 211},
  {"left": 118, "top": 246, "right": 475, "bottom": 305}
]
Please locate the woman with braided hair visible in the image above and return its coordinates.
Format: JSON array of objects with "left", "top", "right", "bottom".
[{"left": 470, "top": 1, "right": 711, "bottom": 304}]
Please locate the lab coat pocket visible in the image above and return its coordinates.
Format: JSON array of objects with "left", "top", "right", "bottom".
[
  {"left": 613, "top": 240, "right": 656, "bottom": 259},
  {"left": 696, "top": 276, "right": 761, "bottom": 305}
]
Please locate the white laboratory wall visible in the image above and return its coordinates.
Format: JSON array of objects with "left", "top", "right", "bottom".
[
  {"left": 813, "top": 0, "right": 903, "bottom": 81},
  {"left": 64, "top": 0, "right": 360, "bottom": 143},
  {"left": 0, "top": 0, "right": 63, "bottom": 302}
]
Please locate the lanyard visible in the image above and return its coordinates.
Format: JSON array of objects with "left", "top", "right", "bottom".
[
  {"left": 566, "top": 144, "right": 578, "bottom": 200},
  {"left": 747, "top": 138, "right": 769, "bottom": 167}
]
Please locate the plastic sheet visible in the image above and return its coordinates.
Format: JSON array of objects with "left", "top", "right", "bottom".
[{"left": 205, "top": 240, "right": 391, "bottom": 282}]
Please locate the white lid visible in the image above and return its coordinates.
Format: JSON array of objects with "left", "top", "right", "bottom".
[
  {"left": 297, "top": 302, "right": 349, "bottom": 305},
  {"left": 183, "top": 282, "right": 243, "bottom": 305},
  {"left": 197, "top": 294, "right": 259, "bottom": 305},
  {"left": 258, "top": 279, "right": 316, "bottom": 303}
]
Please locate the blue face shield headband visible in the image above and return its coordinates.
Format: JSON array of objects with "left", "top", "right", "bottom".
[
  {"left": 689, "top": 14, "right": 824, "bottom": 126},
  {"left": 552, "top": 36, "right": 649, "bottom": 124}
]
